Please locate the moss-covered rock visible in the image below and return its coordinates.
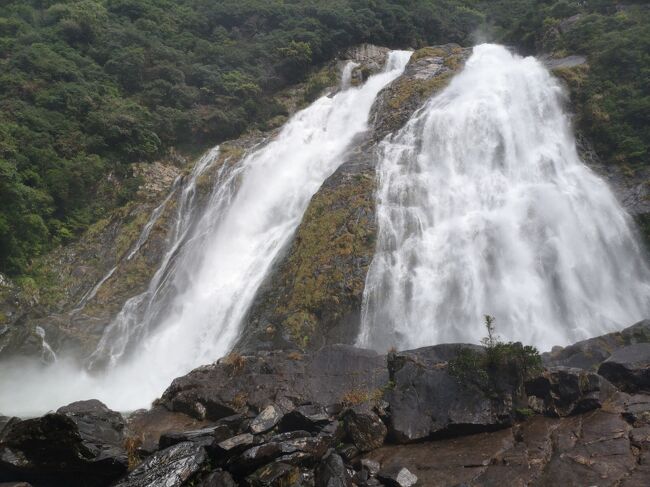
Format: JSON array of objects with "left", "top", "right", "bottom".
[
  {"left": 238, "top": 144, "right": 378, "bottom": 351},
  {"left": 370, "top": 44, "right": 470, "bottom": 142},
  {"left": 237, "top": 45, "right": 470, "bottom": 352}
]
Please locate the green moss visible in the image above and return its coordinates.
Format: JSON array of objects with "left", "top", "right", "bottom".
[
  {"left": 552, "top": 63, "right": 590, "bottom": 89},
  {"left": 114, "top": 208, "right": 152, "bottom": 259},
  {"left": 273, "top": 172, "right": 376, "bottom": 344},
  {"left": 515, "top": 407, "right": 535, "bottom": 418},
  {"left": 387, "top": 72, "right": 454, "bottom": 111},
  {"left": 411, "top": 46, "right": 447, "bottom": 61}
]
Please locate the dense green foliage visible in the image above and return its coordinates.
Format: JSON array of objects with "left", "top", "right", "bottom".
[
  {"left": 449, "top": 316, "right": 543, "bottom": 396},
  {"left": 0, "top": 0, "right": 648, "bottom": 275},
  {"left": 0, "top": 0, "right": 486, "bottom": 275}
]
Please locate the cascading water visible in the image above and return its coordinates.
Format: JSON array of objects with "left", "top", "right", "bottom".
[
  {"left": 0, "top": 51, "right": 411, "bottom": 417},
  {"left": 358, "top": 44, "right": 650, "bottom": 352}
]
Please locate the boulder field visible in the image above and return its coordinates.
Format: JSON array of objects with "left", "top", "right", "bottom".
[{"left": 1, "top": 320, "right": 649, "bottom": 486}]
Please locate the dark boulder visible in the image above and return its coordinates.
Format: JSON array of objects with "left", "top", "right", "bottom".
[
  {"left": 161, "top": 346, "right": 387, "bottom": 422},
  {"left": 250, "top": 405, "right": 283, "bottom": 434},
  {"left": 244, "top": 461, "right": 300, "bottom": 486},
  {"left": 385, "top": 347, "right": 513, "bottom": 443},
  {"left": 376, "top": 466, "right": 418, "bottom": 487},
  {"left": 342, "top": 404, "right": 386, "bottom": 453},
  {"left": 0, "top": 400, "right": 127, "bottom": 487},
  {"left": 195, "top": 470, "right": 237, "bottom": 487},
  {"left": 230, "top": 433, "right": 329, "bottom": 474},
  {"left": 598, "top": 343, "right": 650, "bottom": 393},
  {"left": 315, "top": 450, "right": 348, "bottom": 487},
  {"left": 279, "top": 405, "right": 330, "bottom": 433},
  {"left": 543, "top": 320, "right": 650, "bottom": 370},
  {"left": 525, "top": 367, "right": 617, "bottom": 416},
  {"left": 158, "top": 424, "right": 232, "bottom": 450},
  {"left": 113, "top": 441, "right": 207, "bottom": 487},
  {"left": 215, "top": 433, "right": 256, "bottom": 455}
]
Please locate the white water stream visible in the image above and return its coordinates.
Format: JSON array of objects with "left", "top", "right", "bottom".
[
  {"left": 358, "top": 44, "right": 650, "bottom": 352},
  {"left": 0, "top": 52, "right": 411, "bottom": 417}
]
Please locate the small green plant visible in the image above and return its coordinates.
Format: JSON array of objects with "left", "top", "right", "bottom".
[
  {"left": 515, "top": 407, "right": 535, "bottom": 418},
  {"left": 449, "top": 315, "right": 543, "bottom": 397}
]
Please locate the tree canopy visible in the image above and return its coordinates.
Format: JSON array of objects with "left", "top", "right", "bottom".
[{"left": 0, "top": 0, "right": 648, "bottom": 274}]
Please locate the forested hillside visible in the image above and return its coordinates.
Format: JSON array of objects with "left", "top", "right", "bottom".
[{"left": 0, "top": 0, "right": 648, "bottom": 275}]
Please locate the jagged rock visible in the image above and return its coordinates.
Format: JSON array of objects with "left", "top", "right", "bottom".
[
  {"left": 161, "top": 346, "right": 387, "bottom": 422},
  {"left": 158, "top": 424, "right": 232, "bottom": 450},
  {"left": 245, "top": 461, "right": 300, "bottom": 486},
  {"left": 279, "top": 405, "right": 329, "bottom": 433},
  {"left": 113, "top": 441, "right": 207, "bottom": 487},
  {"left": 216, "top": 433, "right": 256, "bottom": 454},
  {"left": 0, "top": 400, "right": 127, "bottom": 487},
  {"left": 370, "top": 44, "right": 471, "bottom": 142},
  {"left": 336, "top": 444, "right": 359, "bottom": 462},
  {"left": 315, "top": 450, "right": 347, "bottom": 487},
  {"left": 385, "top": 347, "right": 514, "bottom": 443},
  {"left": 232, "top": 433, "right": 330, "bottom": 474},
  {"left": 376, "top": 466, "right": 417, "bottom": 487},
  {"left": 343, "top": 404, "right": 387, "bottom": 452},
  {"left": 250, "top": 405, "right": 283, "bottom": 434},
  {"left": 598, "top": 343, "right": 650, "bottom": 393},
  {"left": 196, "top": 470, "right": 237, "bottom": 487},
  {"left": 316, "top": 421, "right": 345, "bottom": 452},
  {"left": 525, "top": 367, "right": 617, "bottom": 416},
  {"left": 543, "top": 320, "right": 650, "bottom": 370}
]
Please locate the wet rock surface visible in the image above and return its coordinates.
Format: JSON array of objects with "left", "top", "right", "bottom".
[
  {"left": 113, "top": 441, "right": 207, "bottom": 487},
  {"left": 599, "top": 343, "right": 650, "bottom": 393},
  {"left": 542, "top": 320, "right": 650, "bottom": 370},
  {"left": 0, "top": 400, "right": 127, "bottom": 486},
  {"left": 525, "top": 367, "right": 617, "bottom": 416},
  {"left": 385, "top": 346, "right": 515, "bottom": 443},
  {"left": 2, "top": 328, "right": 649, "bottom": 486},
  {"left": 160, "top": 345, "right": 388, "bottom": 421}
]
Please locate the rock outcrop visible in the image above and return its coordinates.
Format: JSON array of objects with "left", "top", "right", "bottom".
[
  {"left": 0, "top": 400, "right": 127, "bottom": 486},
  {"left": 599, "top": 343, "right": 650, "bottom": 393},
  {"left": 542, "top": 319, "right": 650, "bottom": 370},
  {"left": 2, "top": 324, "right": 650, "bottom": 486}
]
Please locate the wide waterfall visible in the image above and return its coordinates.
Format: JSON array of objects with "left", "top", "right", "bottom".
[
  {"left": 0, "top": 51, "right": 412, "bottom": 417},
  {"left": 358, "top": 44, "right": 650, "bottom": 352}
]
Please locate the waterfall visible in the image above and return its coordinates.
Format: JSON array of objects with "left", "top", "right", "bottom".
[
  {"left": 341, "top": 61, "right": 359, "bottom": 89},
  {"left": 358, "top": 44, "right": 650, "bottom": 352},
  {"left": 0, "top": 50, "right": 411, "bottom": 417}
]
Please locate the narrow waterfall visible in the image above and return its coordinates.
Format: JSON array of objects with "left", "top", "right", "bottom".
[
  {"left": 0, "top": 51, "right": 411, "bottom": 417},
  {"left": 358, "top": 44, "right": 650, "bottom": 352}
]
